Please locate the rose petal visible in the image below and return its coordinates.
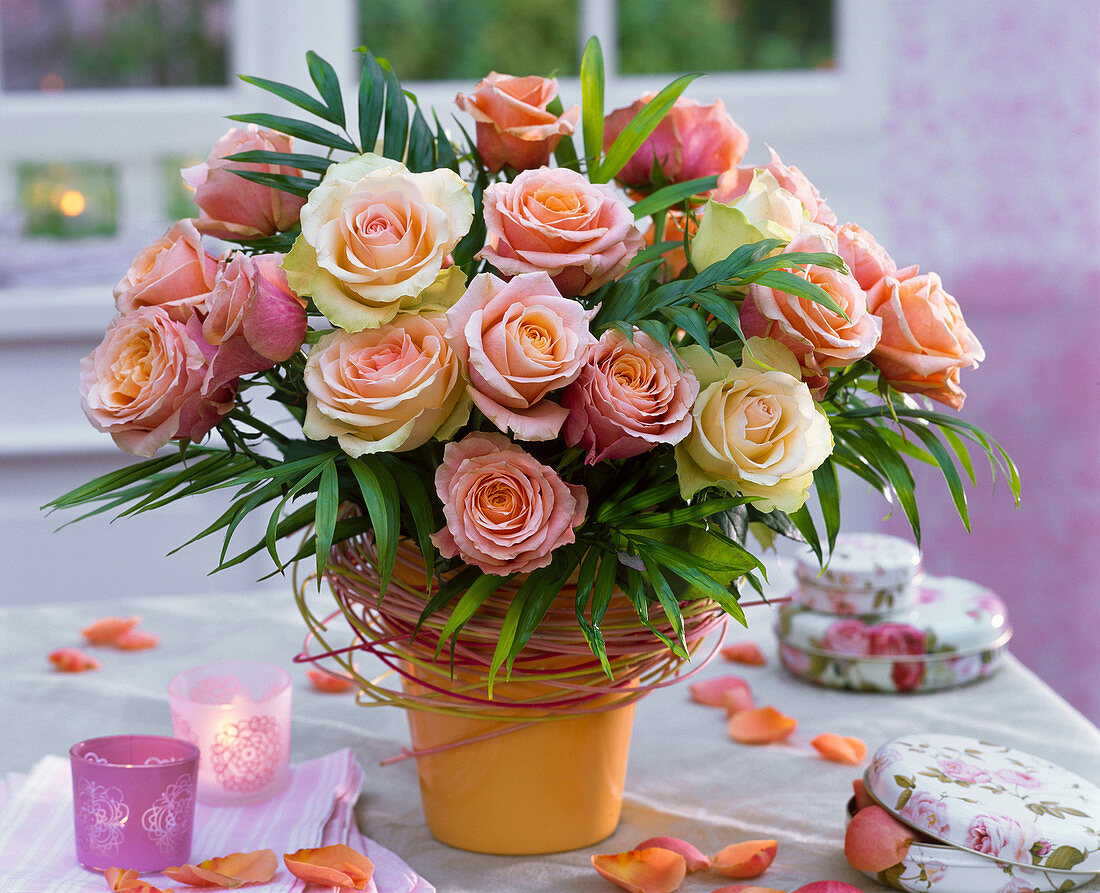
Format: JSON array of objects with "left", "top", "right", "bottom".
[
  {"left": 810, "top": 734, "right": 867, "bottom": 766},
  {"left": 728, "top": 707, "right": 797, "bottom": 745},
  {"left": 844, "top": 805, "right": 915, "bottom": 871},
  {"left": 591, "top": 848, "right": 687, "bottom": 893},
  {"left": 791, "top": 883, "right": 865, "bottom": 893},
  {"left": 712, "top": 840, "right": 778, "bottom": 879},
  {"left": 307, "top": 667, "right": 356, "bottom": 694},
  {"left": 634, "top": 837, "right": 710, "bottom": 873},
  {"left": 722, "top": 685, "right": 755, "bottom": 717},
  {"left": 164, "top": 850, "right": 278, "bottom": 887},
  {"left": 283, "top": 845, "right": 374, "bottom": 890},
  {"left": 114, "top": 630, "right": 159, "bottom": 651},
  {"left": 710, "top": 886, "right": 787, "bottom": 893},
  {"left": 852, "top": 778, "right": 875, "bottom": 811},
  {"left": 82, "top": 616, "right": 140, "bottom": 645},
  {"left": 48, "top": 647, "right": 100, "bottom": 673},
  {"left": 105, "top": 867, "right": 173, "bottom": 893},
  {"left": 689, "top": 676, "right": 751, "bottom": 708},
  {"left": 720, "top": 641, "right": 767, "bottom": 666}
]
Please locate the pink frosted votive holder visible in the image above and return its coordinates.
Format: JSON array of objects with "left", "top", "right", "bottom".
[
  {"left": 70, "top": 734, "right": 199, "bottom": 872},
  {"left": 168, "top": 660, "right": 292, "bottom": 806}
]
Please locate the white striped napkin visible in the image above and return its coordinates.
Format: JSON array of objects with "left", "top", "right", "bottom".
[{"left": 0, "top": 750, "right": 432, "bottom": 893}]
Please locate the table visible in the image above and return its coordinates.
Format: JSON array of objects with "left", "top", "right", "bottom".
[{"left": 2, "top": 590, "right": 1098, "bottom": 892}]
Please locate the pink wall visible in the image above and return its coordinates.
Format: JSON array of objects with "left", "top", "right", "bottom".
[{"left": 877, "top": 1, "right": 1100, "bottom": 721}]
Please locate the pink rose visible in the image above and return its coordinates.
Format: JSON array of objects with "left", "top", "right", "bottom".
[
  {"left": 820, "top": 619, "right": 872, "bottom": 656},
  {"left": 966, "top": 815, "right": 1037, "bottom": 863},
  {"left": 477, "top": 166, "right": 645, "bottom": 297},
  {"left": 431, "top": 432, "right": 587, "bottom": 575},
  {"left": 114, "top": 219, "right": 218, "bottom": 323},
  {"left": 182, "top": 124, "right": 307, "bottom": 241},
  {"left": 80, "top": 307, "right": 233, "bottom": 457},
  {"left": 446, "top": 272, "right": 596, "bottom": 441},
  {"left": 899, "top": 790, "right": 951, "bottom": 837},
  {"left": 715, "top": 146, "right": 836, "bottom": 226},
  {"left": 563, "top": 328, "right": 698, "bottom": 463},
  {"left": 866, "top": 268, "right": 985, "bottom": 410},
  {"left": 835, "top": 223, "right": 898, "bottom": 291},
  {"left": 938, "top": 759, "right": 992, "bottom": 784},
  {"left": 455, "top": 73, "right": 579, "bottom": 174},
  {"left": 602, "top": 95, "right": 749, "bottom": 190},
  {"left": 741, "top": 233, "right": 881, "bottom": 394},
  {"left": 994, "top": 769, "right": 1042, "bottom": 790},
  {"left": 201, "top": 252, "right": 308, "bottom": 392}
]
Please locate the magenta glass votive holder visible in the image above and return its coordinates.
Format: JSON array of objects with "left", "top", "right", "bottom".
[
  {"left": 70, "top": 734, "right": 198, "bottom": 872},
  {"left": 168, "top": 660, "right": 292, "bottom": 806}
]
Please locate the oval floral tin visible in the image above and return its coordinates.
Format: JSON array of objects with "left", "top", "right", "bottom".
[
  {"left": 851, "top": 734, "right": 1100, "bottom": 892},
  {"left": 776, "top": 576, "right": 1011, "bottom": 693},
  {"left": 794, "top": 532, "right": 923, "bottom": 614}
]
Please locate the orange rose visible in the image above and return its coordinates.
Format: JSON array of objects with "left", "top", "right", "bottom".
[{"left": 114, "top": 219, "right": 218, "bottom": 323}]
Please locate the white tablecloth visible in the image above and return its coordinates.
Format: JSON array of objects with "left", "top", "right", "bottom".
[{"left": 2, "top": 590, "right": 1097, "bottom": 892}]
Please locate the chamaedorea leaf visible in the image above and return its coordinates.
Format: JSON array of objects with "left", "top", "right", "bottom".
[
  {"left": 227, "top": 112, "right": 358, "bottom": 153},
  {"left": 636, "top": 552, "right": 688, "bottom": 656},
  {"left": 265, "top": 463, "right": 326, "bottom": 569},
  {"left": 406, "top": 105, "right": 435, "bottom": 172},
  {"left": 306, "top": 50, "right": 346, "bottom": 128},
  {"left": 313, "top": 458, "right": 339, "bottom": 584},
  {"left": 571, "top": 548, "right": 608, "bottom": 676},
  {"left": 840, "top": 426, "right": 921, "bottom": 543},
  {"left": 511, "top": 546, "right": 582, "bottom": 657},
  {"left": 347, "top": 455, "right": 400, "bottom": 600},
  {"left": 238, "top": 73, "right": 332, "bottom": 121},
  {"left": 579, "top": 37, "right": 605, "bottom": 171},
  {"left": 433, "top": 111, "right": 458, "bottom": 172},
  {"left": 356, "top": 48, "right": 385, "bottom": 151},
  {"left": 752, "top": 269, "right": 847, "bottom": 319},
  {"left": 380, "top": 60, "right": 409, "bottom": 162},
  {"left": 436, "top": 572, "right": 515, "bottom": 667},
  {"left": 224, "top": 149, "right": 334, "bottom": 175},
  {"left": 630, "top": 175, "right": 719, "bottom": 219},
  {"left": 44, "top": 453, "right": 183, "bottom": 511},
  {"left": 814, "top": 458, "right": 841, "bottom": 557},
  {"left": 594, "top": 72, "right": 702, "bottom": 184},
  {"left": 786, "top": 504, "right": 823, "bottom": 565},
  {"left": 899, "top": 419, "right": 971, "bottom": 528},
  {"left": 378, "top": 453, "right": 437, "bottom": 593}
]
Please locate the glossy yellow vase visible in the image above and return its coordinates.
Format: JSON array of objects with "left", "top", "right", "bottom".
[{"left": 403, "top": 682, "right": 636, "bottom": 854}]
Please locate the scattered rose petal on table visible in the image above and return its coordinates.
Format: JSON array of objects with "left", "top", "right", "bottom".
[
  {"left": 105, "top": 867, "right": 173, "bottom": 893},
  {"left": 634, "top": 837, "right": 710, "bottom": 872},
  {"left": 307, "top": 667, "right": 357, "bottom": 694},
  {"left": 728, "top": 707, "right": 797, "bottom": 744},
  {"left": 82, "top": 616, "right": 140, "bottom": 645},
  {"left": 810, "top": 734, "right": 867, "bottom": 765},
  {"left": 690, "top": 675, "right": 751, "bottom": 708},
  {"left": 720, "top": 641, "right": 767, "bottom": 665},
  {"left": 114, "top": 629, "right": 159, "bottom": 651},
  {"left": 283, "top": 844, "right": 374, "bottom": 890},
  {"left": 712, "top": 840, "right": 778, "bottom": 878},
  {"left": 710, "top": 885, "right": 786, "bottom": 893},
  {"left": 851, "top": 777, "right": 875, "bottom": 810},
  {"left": 791, "top": 882, "right": 864, "bottom": 893},
  {"left": 164, "top": 849, "right": 278, "bottom": 887},
  {"left": 722, "top": 684, "right": 755, "bottom": 716},
  {"left": 49, "top": 647, "right": 100, "bottom": 672},
  {"left": 844, "top": 804, "right": 915, "bottom": 871},
  {"left": 591, "top": 847, "right": 687, "bottom": 893}
]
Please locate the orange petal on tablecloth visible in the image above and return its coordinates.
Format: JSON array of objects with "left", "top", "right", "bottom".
[
  {"left": 791, "top": 883, "right": 865, "bottom": 893},
  {"left": 719, "top": 641, "right": 766, "bottom": 665},
  {"left": 689, "top": 675, "right": 751, "bottom": 708},
  {"left": 591, "top": 848, "right": 687, "bottom": 893},
  {"left": 307, "top": 667, "right": 356, "bottom": 694},
  {"left": 810, "top": 734, "right": 867, "bottom": 765},
  {"left": 82, "top": 616, "right": 140, "bottom": 645},
  {"left": 114, "top": 629, "right": 159, "bottom": 651},
  {"left": 852, "top": 778, "right": 875, "bottom": 810},
  {"left": 712, "top": 840, "right": 778, "bottom": 879},
  {"left": 283, "top": 845, "right": 374, "bottom": 890},
  {"left": 163, "top": 849, "right": 278, "bottom": 887},
  {"left": 105, "top": 867, "right": 173, "bottom": 893},
  {"left": 710, "top": 886, "right": 787, "bottom": 893},
  {"left": 844, "top": 805, "right": 915, "bottom": 871},
  {"left": 48, "top": 647, "right": 100, "bottom": 672},
  {"left": 728, "top": 707, "right": 796, "bottom": 744},
  {"left": 634, "top": 837, "right": 710, "bottom": 872}
]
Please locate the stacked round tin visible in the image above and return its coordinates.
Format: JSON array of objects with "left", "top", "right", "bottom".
[{"left": 775, "top": 533, "right": 1012, "bottom": 693}]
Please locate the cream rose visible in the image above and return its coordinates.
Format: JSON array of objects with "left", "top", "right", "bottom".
[
  {"left": 674, "top": 338, "right": 833, "bottom": 512},
  {"left": 715, "top": 146, "right": 836, "bottom": 226},
  {"left": 284, "top": 154, "right": 473, "bottom": 332},
  {"left": 303, "top": 313, "right": 470, "bottom": 455}
]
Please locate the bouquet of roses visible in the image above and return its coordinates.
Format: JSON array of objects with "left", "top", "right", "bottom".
[{"left": 51, "top": 42, "right": 1017, "bottom": 679}]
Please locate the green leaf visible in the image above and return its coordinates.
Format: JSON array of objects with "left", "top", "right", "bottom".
[
  {"left": 436, "top": 572, "right": 512, "bottom": 659},
  {"left": 753, "top": 269, "right": 847, "bottom": 318},
  {"left": 630, "top": 175, "right": 719, "bottom": 219},
  {"left": 377, "top": 454, "right": 437, "bottom": 593},
  {"left": 381, "top": 63, "right": 409, "bottom": 161},
  {"left": 357, "top": 48, "right": 385, "bottom": 151},
  {"left": 224, "top": 149, "right": 334, "bottom": 175},
  {"left": 313, "top": 459, "right": 339, "bottom": 585},
  {"left": 660, "top": 306, "right": 712, "bottom": 354},
  {"left": 347, "top": 456, "right": 400, "bottom": 600},
  {"left": 406, "top": 105, "right": 435, "bottom": 172},
  {"left": 265, "top": 464, "right": 325, "bottom": 569},
  {"left": 843, "top": 427, "right": 921, "bottom": 544},
  {"left": 579, "top": 37, "right": 605, "bottom": 171},
  {"left": 615, "top": 497, "right": 747, "bottom": 531},
  {"left": 787, "top": 504, "right": 822, "bottom": 564},
  {"left": 306, "top": 50, "right": 345, "bottom": 127},
  {"left": 45, "top": 454, "right": 184, "bottom": 510},
  {"left": 594, "top": 73, "right": 702, "bottom": 183},
  {"left": 900, "top": 420, "right": 970, "bottom": 529},
  {"left": 692, "top": 291, "right": 747, "bottom": 344},
  {"left": 512, "top": 547, "right": 581, "bottom": 656},
  {"left": 433, "top": 111, "right": 458, "bottom": 171},
  {"left": 941, "top": 426, "right": 978, "bottom": 485},
  {"left": 547, "top": 95, "right": 580, "bottom": 171},
  {"left": 488, "top": 581, "right": 531, "bottom": 697},
  {"left": 227, "top": 112, "right": 358, "bottom": 153},
  {"left": 238, "top": 74, "right": 332, "bottom": 121},
  {"left": 228, "top": 169, "right": 319, "bottom": 198},
  {"left": 637, "top": 552, "right": 688, "bottom": 657},
  {"left": 815, "top": 458, "right": 841, "bottom": 556},
  {"left": 1045, "top": 846, "right": 1087, "bottom": 871}
]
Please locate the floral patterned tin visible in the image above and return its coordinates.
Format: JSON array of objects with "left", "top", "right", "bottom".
[
  {"left": 794, "top": 532, "right": 923, "bottom": 614},
  {"left": 847, "top": 733, "right": 1100, "bottom": 892},
  {"left": 776, "top": 575, "right": 1011, "bottom": 693}
]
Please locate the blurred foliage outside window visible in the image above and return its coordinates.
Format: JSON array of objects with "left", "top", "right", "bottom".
[
  {"left": 0, "top": 0, "right": 230, "bottom": 91},
  {"left": 18, "top": 162, "right": 117, "bottom": 238}
]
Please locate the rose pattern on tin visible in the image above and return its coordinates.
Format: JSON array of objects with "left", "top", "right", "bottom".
[
  {"left": 75, "top": 778, "right": 129, "bottom": 854},
  {"left": 210, "top": 715, "right": 283, "bottom": 793},
  {"left": 141, "top": 773, "right": 195, "bottom": 854}
]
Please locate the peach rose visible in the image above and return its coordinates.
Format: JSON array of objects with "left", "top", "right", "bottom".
[
  {"left": 478, "top": 166, "right": 645, "bottom": 297},
  {"left": 602, "top": 95, "right": 749, "bottom": 190},
  {"left": 114, "top": 219, "right": 218, "bottom": 323},
  {"left": 182, "top": 124, "right": 307, "bottom": 241},
  {"left": 303, "top": 313, "right": 470, "bottom": 456},
  {"left": 80, "top": 307, "right": 233, "bottom": 457},
  {"left": 715, "top": 147, "right": 836, "bottom": 226},
  {"left": 283, "top": 154, "right": 473, "bottom": 332},
  {"left": 674, "top": 338, "right": 833, "bottom": 512},
  {"left": 835, "top": 223, "right": 897, "bottom": 290},
  {"left": 865, "top": 268, "right": 984, "bottom": 410},
  {"left": 455, "top": 73, "right": 579, "bottom": 173},
  {"left": 201, "top": 252, "right": 308, "bottom": 392},
  {"left": 446, "top": 271, "right": 596, "bottom": 441},
  {"left": 741, "top": 233, "right": 881, "bottom": 393},
  {"left": 563, "top": 328, "right": 699, "bottom": 463},
  {"left": 431, "top": 432, "right": 587, "bottom": 575}
]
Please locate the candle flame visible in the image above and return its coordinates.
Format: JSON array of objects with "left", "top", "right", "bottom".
[{"left": 59, "top": 190, "right": 86, "bottom": 217}]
